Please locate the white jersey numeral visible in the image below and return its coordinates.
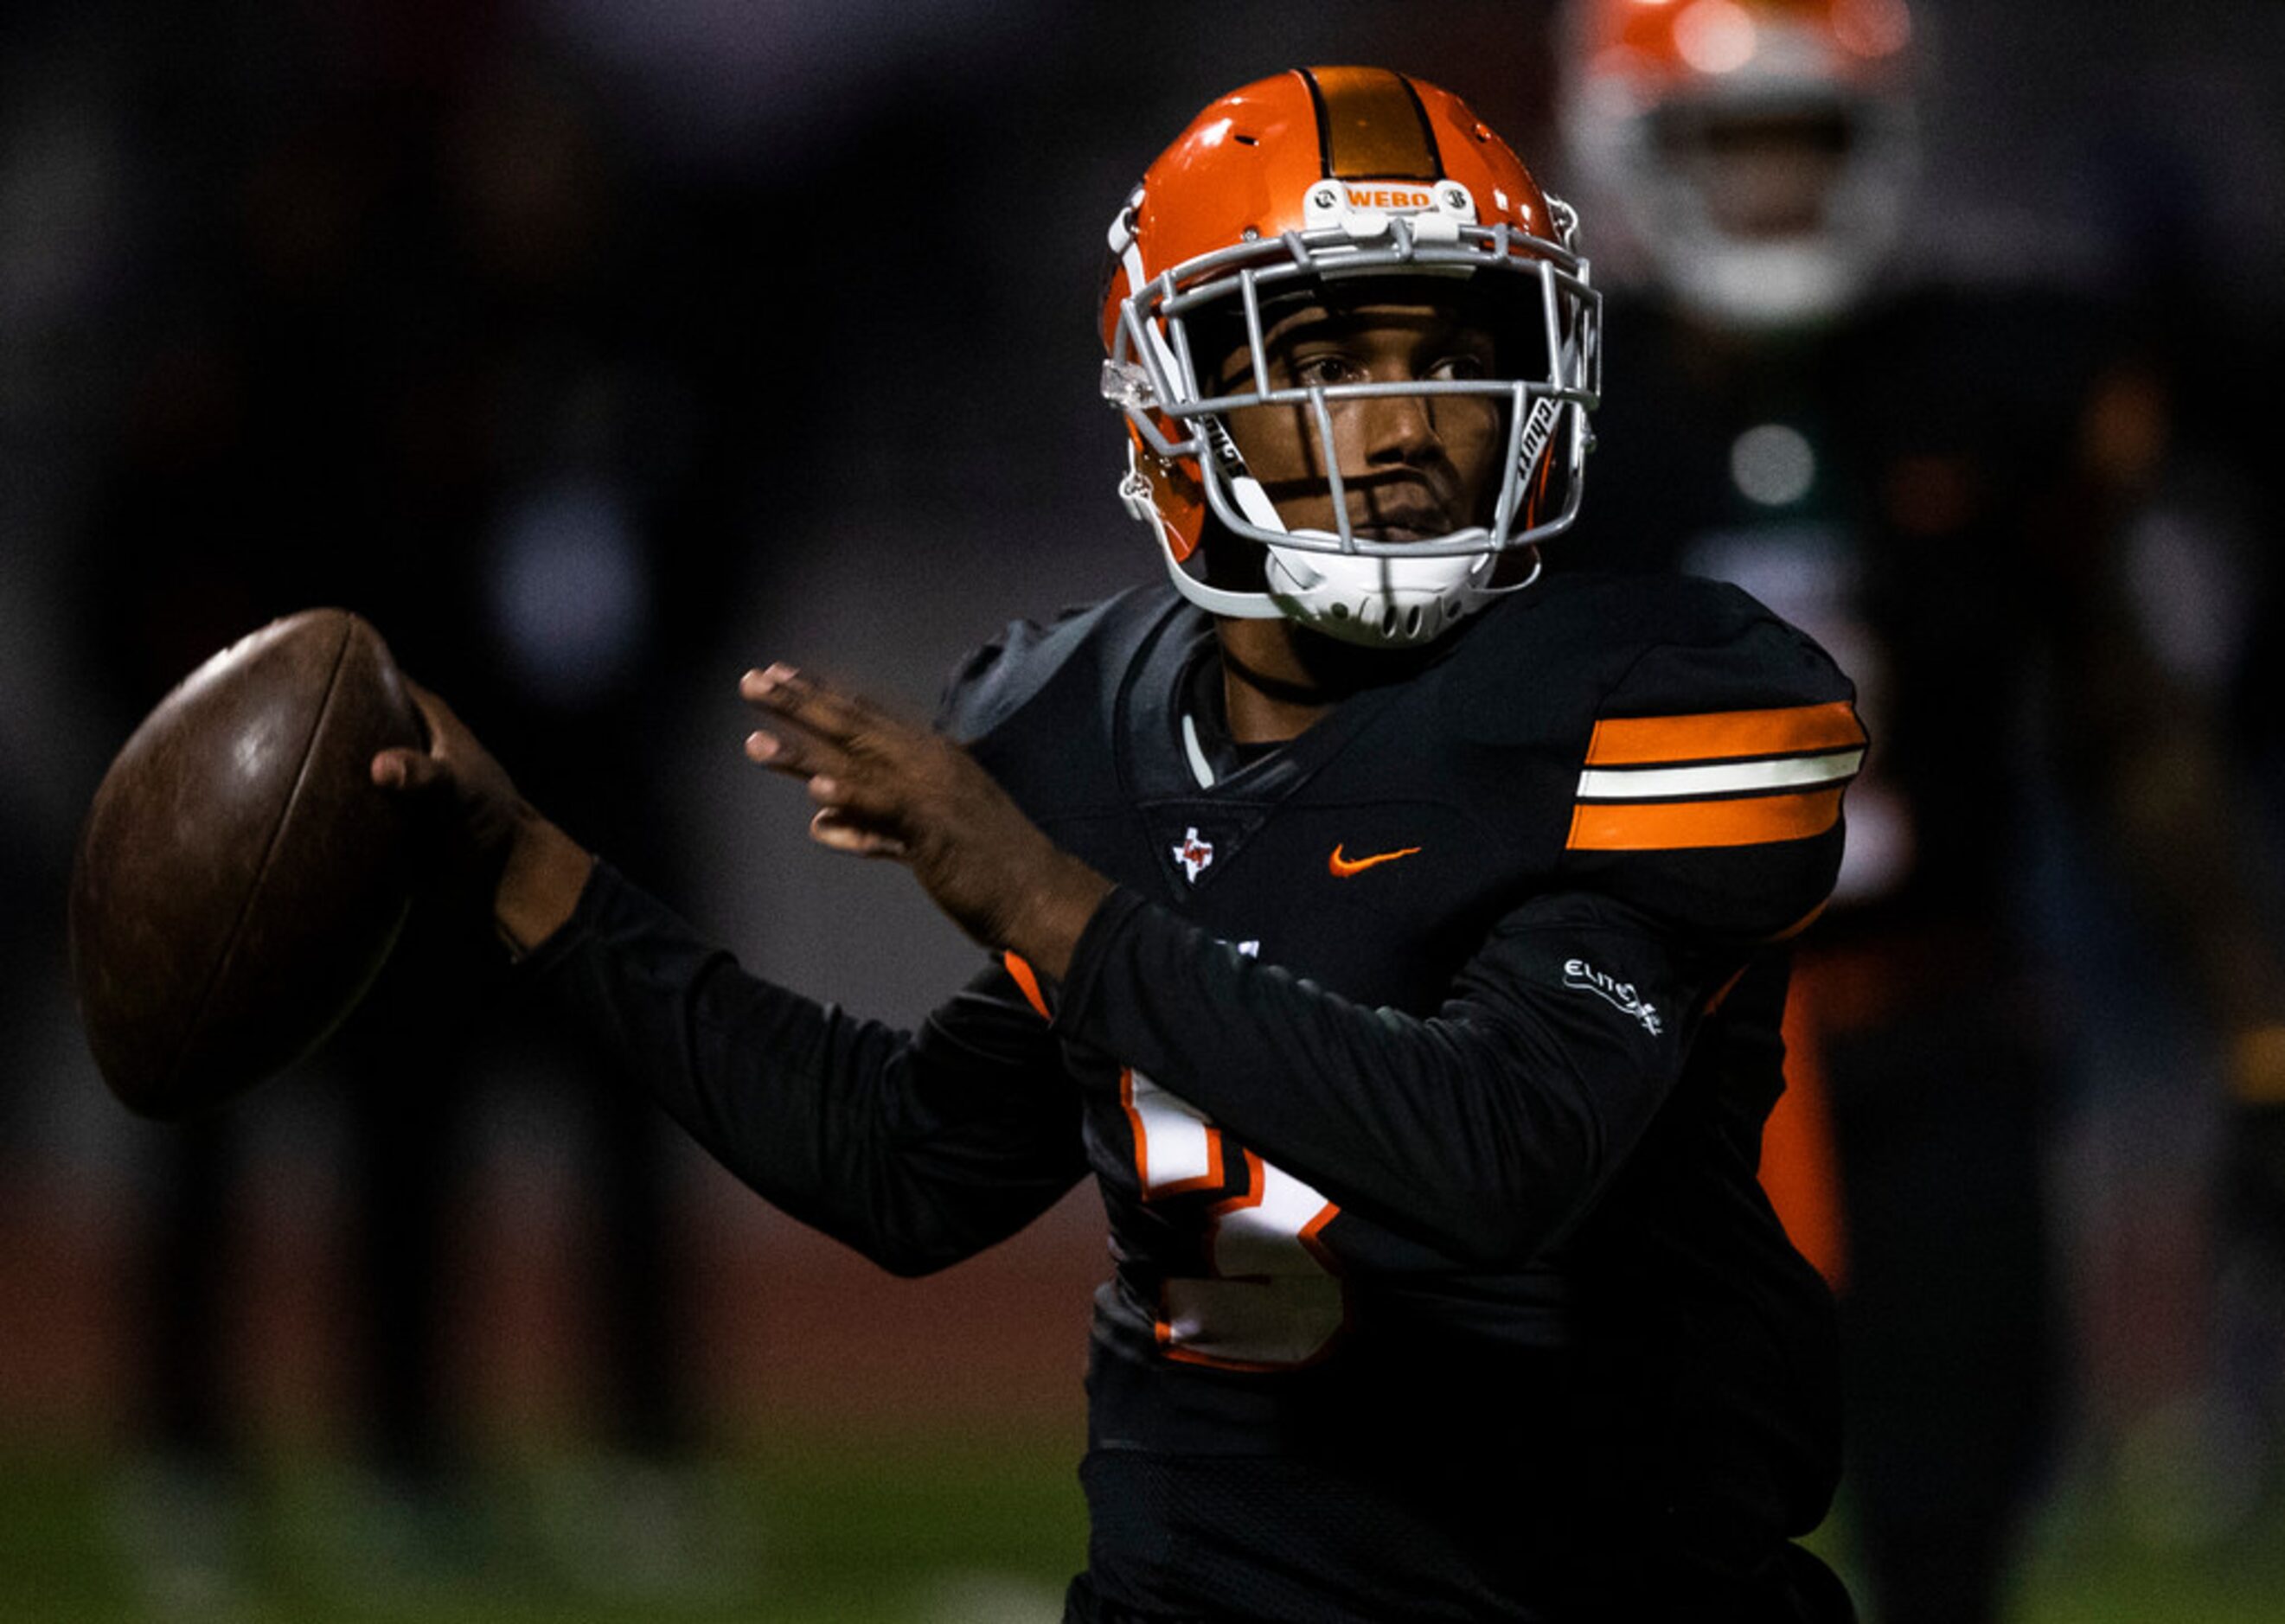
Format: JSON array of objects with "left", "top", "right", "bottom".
[
  {"left": 1123, "top": 1067, "right": 1347, "bottom": 1370},
  {"left": 1123, "top": 1065, "right": 1225, "bottom": 1195}
]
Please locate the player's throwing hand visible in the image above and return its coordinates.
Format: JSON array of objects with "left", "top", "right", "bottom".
[{"left": 740, "top": 664, "right": 1110, "bottom": 975}]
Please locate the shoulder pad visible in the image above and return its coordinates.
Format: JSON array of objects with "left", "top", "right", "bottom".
[
  {"left": 935, "top": 585, "right": 1168, "bottom": 745},
  {"left": 1535, "top": 575, "right": 1866, "bottom": 946},
  {"left": 1434, "top": 572, "right": 1827, "bottom": 741}
]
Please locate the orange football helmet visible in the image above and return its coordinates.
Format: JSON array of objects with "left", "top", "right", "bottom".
[
  {"left": 1100, "top": 67, "right": 1599, "bottom": 645},
  {"left": 1563, "top": 0, "right": 1918, "bottom": 329}
]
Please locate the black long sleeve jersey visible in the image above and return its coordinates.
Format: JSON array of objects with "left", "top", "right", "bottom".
[{"left": 530, "top": 572, "right": 1865, "bottom": 1621}]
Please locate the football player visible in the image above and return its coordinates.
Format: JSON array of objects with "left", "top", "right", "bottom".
[
  {"left": 1559, "top": 3, "right": 2285, "bottom": 1620},
  {"left": 379, "top": 67, "right": 1865, "bottom": 1621}
]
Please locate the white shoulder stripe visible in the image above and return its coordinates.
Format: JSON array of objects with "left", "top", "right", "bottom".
[{"left": 1578, "top": 748, "right": 1865, "bottom": 802}]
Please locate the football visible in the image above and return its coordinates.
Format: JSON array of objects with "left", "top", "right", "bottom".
[{"left": 68, "top": 608, "right": 426, "bottom": 1119}]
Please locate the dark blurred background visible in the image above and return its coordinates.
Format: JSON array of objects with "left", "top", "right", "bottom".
[{"left": 3, "top": 2, "right": 2282, "bottom": 1620}]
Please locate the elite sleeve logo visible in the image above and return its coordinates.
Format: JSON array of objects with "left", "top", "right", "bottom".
[{"left": 1563, "top": 958, "right": 1664, "bottom": 1036}]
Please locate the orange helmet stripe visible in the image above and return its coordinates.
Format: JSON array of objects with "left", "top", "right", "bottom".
[{"left": 1303, "top": 67, "right": 1442, "bottom": 182}]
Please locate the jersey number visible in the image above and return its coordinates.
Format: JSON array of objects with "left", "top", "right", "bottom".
[{"left": 1122, "top": 1066, "right": 1347, "bottom": 1370}]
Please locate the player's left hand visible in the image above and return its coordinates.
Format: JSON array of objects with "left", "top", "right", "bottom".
[
  {"left": 372, "top": 679, "right": 595, "bottom": 956},
  {"left": 740, "top": 663, "right": 1113, "bottom": 978}
]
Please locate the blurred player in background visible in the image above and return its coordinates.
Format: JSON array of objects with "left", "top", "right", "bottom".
[
  {"left": 379, "top": 66, "right": 1870, "bottom": 1621},
  {"left": 1558, "top": 1, "right": 2285, "bottom": 1617}
]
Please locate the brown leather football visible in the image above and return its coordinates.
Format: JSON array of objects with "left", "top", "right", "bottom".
[{"left": 68, "top": 608, "right": 426, "bottom": 1119}]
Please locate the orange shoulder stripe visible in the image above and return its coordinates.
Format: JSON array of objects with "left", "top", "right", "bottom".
[
  {"left": 1586, "top": 701, "right": 1864, "bottom": 767},
  {"left": 1566, "top": 787, "right": 1846, "bottom": 851}
]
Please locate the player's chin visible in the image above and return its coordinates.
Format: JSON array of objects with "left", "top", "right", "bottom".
[
  {"left": 1341, "top": 493, "right": 1461, "bottom": 543},
  {"left": 1277, "top": 508, "right": 1451, "bottom": 546}
]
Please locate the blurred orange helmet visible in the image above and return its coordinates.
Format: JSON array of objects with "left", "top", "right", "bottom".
[
  {"left": 1562, "top": 0, "right": 1918, "bottom": 329},
  {"left": 1100, "top": 67, "right": 1600, "bottom": 646}
]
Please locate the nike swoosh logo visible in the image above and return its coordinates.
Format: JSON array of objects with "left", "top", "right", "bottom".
[{"left": 1328, "top": 842, "right": 1422, "bottom": 878}]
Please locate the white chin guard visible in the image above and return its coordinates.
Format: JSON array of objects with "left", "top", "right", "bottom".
[{"left": 1262, "top": 541, "right": 1508, "bottom": 647}]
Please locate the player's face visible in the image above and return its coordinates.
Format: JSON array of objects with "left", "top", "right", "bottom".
[
  {"left": 1213, "top": 295, "right": 1506, "bottom": 542},
  {"left": 1661, "top": 106, "right": 1850, "bottom": 240}
]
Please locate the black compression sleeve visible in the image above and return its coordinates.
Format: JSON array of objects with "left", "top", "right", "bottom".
[
  {"left": 525, "top": 862, "right": 1087, "bottom": 1276},
  {"left": 1055, "top": 887, "right": 1728, "bottom": 1267}
]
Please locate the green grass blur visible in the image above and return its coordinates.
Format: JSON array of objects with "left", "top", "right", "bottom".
[
  {"left": 0, "top": 1427, "right": 1084, "bottom": 1624},
  {"left": 4, "top": 1429, "right": 2284, "bottom": 1622}
]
